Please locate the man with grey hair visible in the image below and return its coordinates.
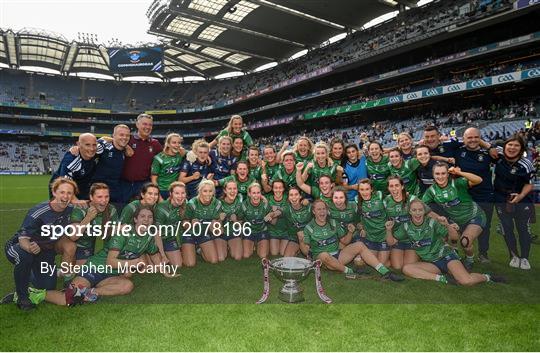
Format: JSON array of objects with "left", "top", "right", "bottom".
[
  {"left": 119, "top": 114, "right": 162, "bottom": 204},
  {"left": 91, "top": 124, "right": 132, "bottom": 205}
]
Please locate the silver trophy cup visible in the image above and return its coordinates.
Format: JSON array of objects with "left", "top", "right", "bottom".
[{"left": 269, "top": 257, "right": 315, "bottom": 303}]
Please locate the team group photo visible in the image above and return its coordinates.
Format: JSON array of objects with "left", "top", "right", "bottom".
[{"left": 0, "top": 0, "right": 539, "bottom": 351}]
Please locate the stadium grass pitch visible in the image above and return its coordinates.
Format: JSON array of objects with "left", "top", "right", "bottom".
[{"left": 0, "top": 175, "right": 539, "bottom": 351}]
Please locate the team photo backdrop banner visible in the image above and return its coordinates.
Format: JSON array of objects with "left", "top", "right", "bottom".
[{"left": 108, "top": 47, "right": 163, "bottom": 73}]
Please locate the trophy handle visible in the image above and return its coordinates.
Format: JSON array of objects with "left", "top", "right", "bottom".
[
  {"left": 256, "top": 258, "right": 271, "bottom": 304},
  {"left": 313, "top": 260, "right": 332, "bottom": 304}
]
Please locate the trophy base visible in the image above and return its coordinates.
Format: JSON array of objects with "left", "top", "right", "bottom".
[{"left": 278, "top": 281, "right": 304, "bottom": 303}]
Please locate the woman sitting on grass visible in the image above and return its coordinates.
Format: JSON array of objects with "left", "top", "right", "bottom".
[
  {"left": 303, "top": 199, "right": 403, "bottom": 281},
  {"left": 401, "top": 199, "right": 506, "bottom": 286}
]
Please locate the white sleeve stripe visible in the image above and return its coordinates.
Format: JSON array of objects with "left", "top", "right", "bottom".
[{"left": 517, "top": 159, "right": 534, "bottom": 172}]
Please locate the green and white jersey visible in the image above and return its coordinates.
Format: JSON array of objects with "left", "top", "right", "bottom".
[
  {"left": 218, "top": 129, "right": 253, "bottom": 149},
  {"left": 238, "top": 198, "right": 271, "bottom": 233},
  {"left": 422, "top": 177, "right": 485, "bottom": 226},
  {"left": 151, "top": 152, "right": 183, "bottom": 191},
  {"left": 185, "top": 197, "right": 222, "bottom": 221},
  {"left": 283, "top": 203, "right": 312, "bottom": 230},
  {"left": 154, "top": 200, "right": 186, "bottom": 241},
  {"left": 294, "top": 151, "right": 313, "bottom": 164},
  {"left": 249, "top": 164, "right": 263, "bottom": 183},
  {"left": 383, "top": 195, "right": 423, "bottom": 242},
  {"left": 221, "top": 194, "right": 243, "bottom": 231},
  {"left": 367, "top": 155, "right": 390, "bottom": 193},
  {"left": 311, "top": 185, "right": 333, "bottom": 205},
  {"left": 218, "top": 175, "right": 256, "bottom": 196},
  {"left": 272, "top": 165, "right": 296, "bottom": 189},
  {"left": 86, "top": 231, "right": 158, "bottom": 274},
  {"left": 264, "top": 162, "right": 280, "bottom": 182},
  {"left": 388, "top": 158, "right": 420, "bottom": 195},
  {"left": 403, "top": 218, "right": 452, "bottom": 262},
  {"left": 71, "top": 205, "right": 119, "bottom": 249},
  {"left": 308, "top": 160, "right": 338, "bottom": 185},
  {"left": 329, "top": 201, "right": 358, "bottom": 229},
  {"left": 357, "top": 191, "right": 387, "bottom": 242},
  {"left": 303, "top": 219, "right": 346, "bottom": 258},
  {"left": 120, "top": 200, "right": 156, "bottom": 226},
  {"left": 331, "top": 157, "right": 342, "bottom": 165},
  {"left": 267, "top": 194, "right": 289, "bottom": 237}
]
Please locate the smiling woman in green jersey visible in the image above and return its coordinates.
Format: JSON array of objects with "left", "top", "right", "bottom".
[
  {"left": 330, "top": 138, "right": 346, "bottom": 165},
  {"left": 328, "top": 187, "right": 359, "bottom": 246},
  {"left": 387, "top": 148, "right": 421, "bottom": 195},
  {"left": 282, "top": 186, "right": 312, "bottom": 257},
  {"left": 303, "top": 199, "right": 403, "bottom": 281},
  {"left": 151, "top": 133, "right": 185, "bottom": 200},
  {"left": 356, "top": 178, "right": 390, "bottom": 265},
  {"left": 261, "top": 144, "right": 286, "bottom": 187},
  {"left": 119, "top": 183, "right": 160, "bottom": 227},
  {"left": 262, "top": 151, "right": 297, "bottom": 193},
  {"left": 303, "top": 142, "right": 342, "bottom": 186},
  {"left": 154, "top": 182, "right": 187, "bottom": 271},
  {"left": 422, "top": 162, "right": 485, "bottom": 270},
  {"left": 246, "top": 146, "right": 263, "bottom": 183},
  {"left": 384, "top": 176, "right": 456, "bottom": 271},
  {"left": 238, "top": 183, "right": 274, "bottom": 259},
  {"left": 70, "top": 183, "right": 119, "bottom": 266},
  {"left": 401, "top": 199, "right": 505, "bottom": 286},
  {"left": 296, "top": 163, "right": 334, "bottom": 204},
  {"left": 367, "top": 141, "right": 390, "bottom": 194},
  {"left": 383, "top": 176, "right": 419, "bottom": 271},
  {"left": 292, "top": 136, "right": 314, "bottom": 163},
  {"left": 183, "top": 180, "right": 223, "bottom": 266},
  {"left": 267, "top": 180, "right": 290, "bottom": 256},
  {"left": 217, "top": 161, "right": 255, "bottom": 196},
  {"left": 219, "top": 179, "right": 244, "bottom": 261},
  {"left": 210, "top": 115, "right": 253, "bottom": 151}
]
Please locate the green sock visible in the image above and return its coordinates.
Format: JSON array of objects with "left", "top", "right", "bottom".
[
  {"left": 435, "top": 274, "right": 448, "bottom": 284},
  {"left": 344, "top": 267, "right": 354, "bottom": 275},
  {"left": 466, "top": 255, "right": 474, "bottom": 263},
  {"left": 375, "top": 263, "right": 389, "bottom": 275},
  {"left": 28, "top": 287, "right": 46, "bottom": 305}
]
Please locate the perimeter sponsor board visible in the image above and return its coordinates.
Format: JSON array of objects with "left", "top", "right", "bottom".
[
  {"left": 402, "top": 90, "right": 423, "bottom": 102},
  {"left": 443, "top": 82, "right": 467, "bottom": 94},
  {"left": 522, "top": 67, "right": 540, "bottom": 79},
  {"left": 144, "top": 110, "right": 176, "bottom": 115},
  {"left": 108, "top": 47, "right": 163, "bottom": 73},
  {"left": 302, "top": 66, "right": 540, "bottom": 120},
  {"left": 72, "top": 107, "right": 111, "bottom": 114},
  {"left": 492, "top": 72, "right": 521, "bottom": 85},
  {"left": 422, "top": 87, "right": 443, "bottom": 97},
  {"left": 515, "top": 0, "right": 539, "bottom": 9},
  {"left": 466, "top": 77, "right": 493, "bottom": 89}
]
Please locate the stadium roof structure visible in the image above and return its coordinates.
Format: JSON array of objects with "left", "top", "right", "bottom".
[
  {"left": 148, "top": 0, "right": 418, "bottom": 78},
  {"left": 0, "top": 0, "right": 418, "bottom": 80}
]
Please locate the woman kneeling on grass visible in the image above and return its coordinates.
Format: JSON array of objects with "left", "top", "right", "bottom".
[
  {"left": 239, "top": 183, "right": 273, "bottom": 259},
  {"left": 154, "top": 182, "right": 187, "bottom": 270},
  {"left": 9, "top": 207, "right": 170, "bottom": 307},
  {"left": 401, "top": 199, "right": 506, "bottom": 286},
  {"left": 303, "top": 199, "right": 403, "bottom": 281}
]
